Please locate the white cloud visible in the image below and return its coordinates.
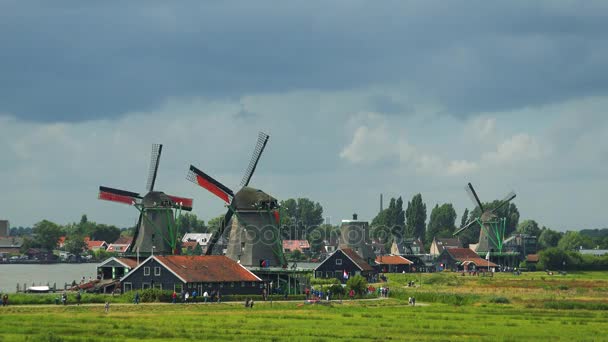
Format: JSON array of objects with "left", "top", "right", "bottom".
[
  {"left": 447, "top": 160, "right": 479, "bottom": 175},
  {"left": 482, "top": 133, "right": 547, "bottom": 165}
]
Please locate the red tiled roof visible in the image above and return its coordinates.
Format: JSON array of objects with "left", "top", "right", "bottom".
[
  {"left": 154, "top": 255, "right": 262, "bottom": 283},
  {"left": 446, "top": 248, "right": 479, "bottom": 260},
  {"left": 341, "top": 248, "right": 375, "bottom": 272},
  {"left": 527, "top": 254, "right": 539, "bottom": 263},
  {"left": 116, "top": 257, "right": 139, "bottom": 269},
  {"left": 87, "top": 240, "right": 107, "bottom": 248},
  {"left": 375, "top": 255, "right": 413, "bottom": 265},
  {"left": 461, "top": 258, "right": 498, "bottom": 268},
  {"left": 282, "top": 240, "right": 311, "bottom": 251},
  {"left": 182, "top": 241, "right": 198, "bottom": 250}
]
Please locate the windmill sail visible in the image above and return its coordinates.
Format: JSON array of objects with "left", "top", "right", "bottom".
[
  {"left": 240, "top": 132, "right": 269, "bottom": 187},
  {"left": 187, "top": 165, "right": 234, "bottom": 203},
  {"left": 98, "top": 186, "right": 141, "bottom": 205},
  {"left": 490, "top": 191, "right": 516, "bottom": 214},
  {"left": 146, "top": 144, "right": 163, "bottom": 192},
  {"left": 466, "top": 182, "right": 484, "bottom": 212}
]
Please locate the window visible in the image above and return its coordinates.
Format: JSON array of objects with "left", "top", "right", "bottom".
[
  {"left": 220, "top": 282, "right": 224, "bottom": 288},
  {"left": 251, "top": 282, "right": 256, "bottom": 287},
  {"left": 142, "top": 283, "right": 151, "bottom": 290},
  {"left": 315, "top": 271, "right": 323, "bottom": 278},
  {"left": 326, "top": 271, "right": 333, "bottom": 278},
  {"left": 153, "top": 283, "right": 162, "bottom": 290},
  {"left": 241, "top": 282, "right": 246, "bottom": 287},
  {"left": 154, "top": 267, "right": 161, "bottom": 276},
  {"left": 230, "top": 282, "right": 235, "bottom": 288},
  {"left": 335, "top": 259, "right": 342, "bottom": 265},
  {"left": 144, "top": 267, "right": 150, "bottom": 276},
  {"left": 175, "top": 284, "right": 183, "bottom": 293},
  {"left": 123, "top": 282, "right": 132, "bottom": 292}
]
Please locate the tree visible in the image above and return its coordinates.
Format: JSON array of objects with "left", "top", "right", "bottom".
[
  {"left": 557, "top": 231, "right": 593, "bottom": 251},
  {"left": 89, "top": 224, "right": 121, "bottom": 243},
  {"left": 308, "top": 224, "right": 338, "bottom": 254},
  {"left": 279, "top": 198, "right": 324, "bottom": 240},
  {"left": 33, "top": 220, "right": 63, "bottom": 251},
  {"left": 538, "top": 247, "right": 569, "bottom": 270},
  {"left": 207, "top": 215, "right": 225, "bottom": 234},
  {"left": 426, "top": 203, "right": 457, "bottom": 243},
  {"left": 64, "top": 235, "right": 88, "bottom": 257},
  {"left": 517, "top": 220, "right": 541, "bottom": 237},
  {"left": 405, "top": 194, "right": 427, "bottom": 242},
  {"left": 346, "top": 275, "right": 368, "bottom": 297},
  {"left": 538, "top": 228, "right": 562, "bottom": 250},
  {"left": 286, "top": 249, "right": 304, "bottom": 261},
  {"left": 177, "top": 212, "right": 207, "bottom": 236},
  {"left": 460, "top": 208, "right": 469, "bottom": 229}
]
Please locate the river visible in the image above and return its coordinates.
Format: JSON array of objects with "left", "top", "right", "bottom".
[{"left": 0, "top": 264, "right": 97, "bottom": 293}]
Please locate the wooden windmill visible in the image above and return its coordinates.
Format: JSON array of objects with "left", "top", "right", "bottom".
[
  {"left": 187, "top": 132, "right": 286, "bottom": 267},
  {"left": 99, "top": 144, "right": 193, "bottom": 255}
]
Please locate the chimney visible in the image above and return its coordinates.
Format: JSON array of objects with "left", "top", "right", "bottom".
[{"left": 353, "top": 213, "right": 358, "bottom": 220}]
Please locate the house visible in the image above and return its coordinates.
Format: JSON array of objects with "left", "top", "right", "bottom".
[
  {"left": 314, "top": 248, "right": 376, "bottom": 282},
  {"left": 282, "top": 240, "right": 311, "bottom": 254},
  {"left": 391, "top": 237, "right": 425, "bottom": 256},
  {"left": 106, "top": 237, "right": 133, "bottom": 254},
  {"left": 437, "top": 248, "right": 498, "bottom": 272},
  {"left": 375, "top": 255, "right": 413, "bottom": 273},
  {"left": 502, "top": 234, "right": 538, "bottom": 256},
  {"left": 371, "top": 239, "right": 388, "bottom": 257},
  {"left": 120, "top": 255, "right": 263, "bottom": 295},
  {"left": 429, "top": 237, "right": 462, "bottom": 257},
  {"left": 98, "top": 257, "right": 140, "bottom": 280},
  {"left": 58, "top": 236, "right": 67, "bottom": 248},
  {"left": 182, "top": 233, "right": 213, "bottom": 246},
  {"left": 182, "top": 241, "right": 201, "bottom": 254},
  {"left": 0, "top": 236, "right": 23, "bottom": 255},
  {"left": 86, "top": 240, "right": 108, "bottom": 251}
]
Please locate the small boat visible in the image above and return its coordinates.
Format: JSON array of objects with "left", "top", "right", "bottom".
[{"left": 27, "top": 286, "right": 51, "bottom": 293}]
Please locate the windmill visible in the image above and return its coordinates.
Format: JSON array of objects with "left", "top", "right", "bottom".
[
  {"left": 98, "top": 144, "right": 193, "bottom": 255},
  {"left": 187, "top": 132, "right": 286, "bottom": 267},
  {"left": 453, "top": 182, "right": 516, "bottom": 255}
]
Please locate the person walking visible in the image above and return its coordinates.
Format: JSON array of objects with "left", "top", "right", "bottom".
[
  {"left": 76, "top": 291, "right": 82, "bottom": 306},
  {"left": 2, "top": 293, "right": 8, "bottom": 306},
  {"left": 134, "top": 292, "right": 140, "bottom": 305},
  {"left": 104, "top": 301, "right": 110, "bottom": 313},
  {"left": 171, "top": 291, "right": 177, "bottom": 304},
  {"left": 216, "top": 290, "right": 221, "bottom": 303},
  {"left": 348, "top": 289, "right": 355, "bottom": 300},
  {"left": 61, "top": 292, "right": 67, "bottom": 306},
  {"left": 203, "top": 291, "right": 209, "bottom": 303},
  {"left": 185, "top": 291, "right": 190, "bottom": 304}
]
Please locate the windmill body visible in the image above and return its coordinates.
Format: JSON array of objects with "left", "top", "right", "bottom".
[
  {"left": 187, "top": 132, "right": 287, "bottom": 268},
  {"left": 98, "top": 144, "right": 193, "bottom": 255}
]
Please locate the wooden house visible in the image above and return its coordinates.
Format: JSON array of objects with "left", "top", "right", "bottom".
[
  {"left": 314, "top": 248, "right": 376, "bottom": 282},
  {"left": 120, "top": 255, "right": 263, "bottom": 295},
  {"left": 429, "top": 237, "right": 462, "bottom": 257},
  {"left": 437, "top": 248, "right": 498, "bottom": 272},
  {"left": 375, "top": 255, "right": 413, "bottom": 273}
]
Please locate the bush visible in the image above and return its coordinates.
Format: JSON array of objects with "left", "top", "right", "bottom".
[
  {"left": 489, "top": 296, "right": 510, "bottom": 304},
  {"left": 310, "top": 278, "right": 340, "bottom": 286},
  {"left": 346, "top": 275, "right": 368, "bottom": 297}
]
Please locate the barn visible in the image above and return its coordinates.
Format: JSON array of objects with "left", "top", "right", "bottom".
[
  {"left": 314, "top": 248, "right": 376, "bottom": 282},
  {"left": 120, "top": 255, "right": 263, "bottom": 295}
]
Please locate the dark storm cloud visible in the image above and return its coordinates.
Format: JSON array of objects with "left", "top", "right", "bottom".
[{"left": 1, "top": 1, "right": 607, "bottom": 122}]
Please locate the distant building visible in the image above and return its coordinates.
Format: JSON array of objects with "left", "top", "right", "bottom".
[
  {"left": 120, "top": 255, "right": 263, "bottom": 295},
  {"left": 391, "top": 237, "right": 425, "bottom": 256},
  {"left": 282, "top": 240, "right": 311, "bottom": 254},
  {"left": 182, "top": 233, "right": 214, "bottom": 253},
  {"left": 98, "top": 257, "right": 140, "bottom": 280},
  {"left": 0, "top": 220, "right": 9, "bottom": 237},
  {"left": 314, "top": 248, "right": 376, "bottom": 282},
  {"left": 86, "top": 240, "right": 108, "bottom": 251},
  {"left": 429, "top": 237, "right": 462, "bottom": 257},
  {"left": 339, "top": 214, "right": 375, "bottom": 265},
  {"left": 578, "top": 249, "right": 608, "bottom": 256},
  {"left": 375, "top": 255, "right": 413, "bottom": 273},
  {"left": 437, "top": 248, "right": 498, "bottom": 272},
  {"left": 0, "top": 236, "right": 23, "bottom": 256},
  {"left": 503, "top": 234, "right": 538, "bottom": 256},
  {"left": 106, "top": 237, "right": 133, "bottom": 254}
]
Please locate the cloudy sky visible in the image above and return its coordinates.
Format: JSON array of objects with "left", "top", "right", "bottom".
[{"left": 1, "top": 1, "right": 607, "bottom": 231}]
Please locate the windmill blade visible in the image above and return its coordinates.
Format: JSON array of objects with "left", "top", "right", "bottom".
[
  {"left": 205, "top": 209, "right": 234, "bottom": 255},
  {"left": 166, "top": 194, "right": 194, "bottom": 211},
  {"left": 98, "top": 186, "right": 142, "bottom": 205},
  {"left": 240, "top": 132, "right": 270, "bottom": 187},
  {"left": 453, "top": 217, "right": 479, "bottom": 236},
  {"left": 490, "top": 191, "right": 516, "bottom": 214},
  {"left": 186, "top": 165, "right": 234, "bottom": 203},
  {"left": 146, "top": 144, "right": 163, "bottom": 192},
  {"left": 465, "top": 182, "right": 484, "bottom": 212}
]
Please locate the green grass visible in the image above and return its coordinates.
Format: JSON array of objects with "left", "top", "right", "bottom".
[
  {"left": 1, "top": 271, "right": 607, "bottom": 341},
  {"left": 0, "top": 300, "right": 606, "bottom": 341}
]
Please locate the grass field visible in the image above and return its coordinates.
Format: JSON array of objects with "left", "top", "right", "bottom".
[{"left": 1, "top": 272, "right": 607, "bottom": 341}]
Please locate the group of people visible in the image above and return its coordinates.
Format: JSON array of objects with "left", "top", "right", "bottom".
[
  {"left": 171, "top": 289, "right": 220, "bottom": 304},
  {"left": 377, "top": 286, "right": 390, "bottom": 297},
  {"left": 408, "top": 296, "right": 416, "bottom": 306},
  {"left": 244, "top": 298, "right": 255, "bottom": 308}
]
